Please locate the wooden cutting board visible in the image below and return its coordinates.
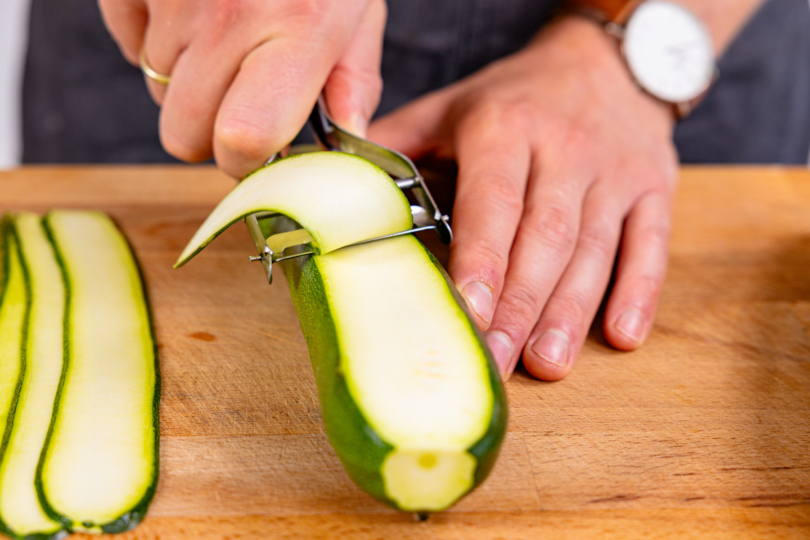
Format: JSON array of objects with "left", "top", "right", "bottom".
[{"left": 1, "top": 165, "right": 809, "bottom": 539}]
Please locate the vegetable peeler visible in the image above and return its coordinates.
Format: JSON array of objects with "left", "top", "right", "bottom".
[{"left": 245, "top": 99, "right": 453, "bottom": 284}]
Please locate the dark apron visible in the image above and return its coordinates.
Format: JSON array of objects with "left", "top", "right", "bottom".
[{"left": 22, "top": 0, "right": 810, "bottom": 165}]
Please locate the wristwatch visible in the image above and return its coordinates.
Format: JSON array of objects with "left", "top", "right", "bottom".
[{"left": 566, "top": 0, "right": 717, "bottom": 118}]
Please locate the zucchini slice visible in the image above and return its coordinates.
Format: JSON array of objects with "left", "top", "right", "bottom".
[
  {"left": 177, "top": 152, "right": 507, "bottom": 511},
  {"left": 175, "top": 152, "right": 412, "bottom": 266},
  {"left": 0, "top": 221, "right": 29, "bottom": 534},
  {"left": 0, "top": 213, "right": 65, "bottom": 539},
  {"left": 38, "top": 210, "right": 158, "bottom": 533}
]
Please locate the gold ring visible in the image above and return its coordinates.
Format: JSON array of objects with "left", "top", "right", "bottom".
[{"left": 139, "top": 48, "right": 171, "bottom": 85}]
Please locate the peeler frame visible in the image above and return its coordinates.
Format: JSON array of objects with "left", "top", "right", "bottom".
[{"left": 245, "top": 99, "right": 453, "bottom": 284}]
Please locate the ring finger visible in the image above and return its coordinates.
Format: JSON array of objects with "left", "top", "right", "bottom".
[
  {"left": 485, "top": 157, "right": 591, "bottom": 376},
  {"left": 138, "top": 0, "right": 196, "bottom": 105},
  {"left": 520, "top": 179, "right": 626, "bottom": 380}
]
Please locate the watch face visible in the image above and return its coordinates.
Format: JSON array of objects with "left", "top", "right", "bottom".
[{"left": 622, "top": 1, "right": 715, "bottom": 103}]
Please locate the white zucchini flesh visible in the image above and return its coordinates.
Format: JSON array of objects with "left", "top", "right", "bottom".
[
  {"left": 0, "top": 213, "right": 64, "bottom": 538},
  {"left": 176, "top": 152, "right": 412, "bottom": 267},
  {"left": 39, "top": 210, "right": 157, "bottom": 531},
  {"left": 319, "top": 235, "right": 493, "bottom": 451},
  {"left": 313, "top": 236, "right": 495, "bottom": 510}
]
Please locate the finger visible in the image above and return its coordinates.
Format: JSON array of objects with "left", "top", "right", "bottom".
[
  {"left": 157, "top": 10, "right": 258, "bottom": 163},
  {"left": 323, "top": 0, "right": 387, "bottom": 137},
  {"left": 367, "top": 87, "right": 459, "bottom": 159},
  {"left": 157, "top": 42, "right": 236, "bottom": 162},
  {"left": 603, "top": 191, "right": 671, "bottom": 350},
  {"left": 447, "top": 111, "right": 532, "bottom": 331},
  {"left": 213, "top": 36, "right": 339, "bottom": 178},
  {"left": 138, "top": 1, "right": 193, "bottom": 107},
  {"left": 484, "top": 158, "right": 590, "bottom": 377},
  {"left": 98, "top": 0, "right": 148, "bottom": 65},
  {"left": 520, "top": 181, "right": 625, "bottom": 381}
]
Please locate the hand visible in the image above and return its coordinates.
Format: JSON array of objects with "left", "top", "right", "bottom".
[
  {"left": 369, "top": 16, "right": 678, "bottom": 381},
  {"left": 100, "top": 0, "right": 386, "bottom": 178}
]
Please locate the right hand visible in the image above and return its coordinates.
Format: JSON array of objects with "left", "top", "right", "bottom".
[{"left": 99, "top": 0, "right": 387, "bottom": 178}]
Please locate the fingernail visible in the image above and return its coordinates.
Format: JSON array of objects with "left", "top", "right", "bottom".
[
  {"left": 615, "top": 308, "right": 645, "bottom": 343},
  {"left": 345, "top": 113, "right": 368, "bottom": 137},
  {"left": 461, "top": 281, "right": 493, "bottom": 324},
  {"left": 530, "top": 330, "right": 570, "bottom": 368},
  {"left": 485, "top": 330, "right": 513, "bottom": 375}
]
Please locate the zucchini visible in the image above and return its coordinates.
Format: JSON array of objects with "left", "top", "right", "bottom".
[
  {"left": 37, "top": 210, "right": 158, "bottom": 533},
  {"left": 0, "top": 218, "right": 27, "bottom": 440},
  {"left": 0, "top": 213, "right": 65, "bottom": 540},
  {"left": 0, "top": 220, "right": 29, "bottom": 534},
  {"left": 177, "top": 151, "right": 507, "bottom": 512},
  {"left": 176, "top": 152, "right": 413, "bottom": 267}
]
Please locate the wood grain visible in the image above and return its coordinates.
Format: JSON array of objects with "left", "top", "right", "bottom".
[{"left": 1, "top": 165, "right": 808, "bottom": 539}]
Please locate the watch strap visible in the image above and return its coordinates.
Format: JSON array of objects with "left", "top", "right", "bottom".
[
  {"left": 565, "top": 0, "right": 643, "bottom": 25},
  {"left": 671, "top": 66, "right": 719, "bottom": 119}
]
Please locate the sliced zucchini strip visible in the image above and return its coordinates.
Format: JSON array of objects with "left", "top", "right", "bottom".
[
  {"left": 0, "top": 221, "right": 27, "bottom": 506},
  {"left": 0, "top": 213, "right": 65, "bottom": 539},
  {"left": 175, "top": 152, "right": 412, "bottom": 267},
  {"left": 38, "top": 210, "right": 158, "bottom": 533}
]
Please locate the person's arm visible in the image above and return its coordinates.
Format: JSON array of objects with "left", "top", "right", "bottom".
[
  {"left": 368, "top": 0, "right": 767, "bottom": 381},
  {"left": 682, "top": 0, "right": 765, "bottom": 52},
  {"left": 99, "top": 0, "right": 387, "bottom": 179}
]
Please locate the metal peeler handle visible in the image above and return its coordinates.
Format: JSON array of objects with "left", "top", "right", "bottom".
[{"left": 308, "top": 98, "right": 452, "bottom": 245}]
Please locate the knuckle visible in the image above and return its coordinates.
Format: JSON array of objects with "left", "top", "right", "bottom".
[
  {"left": 461, "top": 237, "right": 510, "bottom": 275},
  {"left": 546, "top": 291, "right": 589, "bottom": 330},
  {"left": 498, "top": 285, "right": 543, "bottom": 331},
  {"left": 471, "top": 171, "right": 524, "bottom": 216},
  {"left": 626, "top": 273, "right": 664, "bottom": 305},
  {"left": 215, "top": 109, "right": 279, "bottom": 163},
  {"left": 286, "top": 0, "right": 326, "bottom": 20},
  {"left": 283, "top": 0, "right": 332, "bottom": 33},
  {"left": 460, "top": 97, "right": 536, "bottom": 138},
  {"left": 577, "top": 224, "right": 617, "bottom": 262},
  {"left": 642, "top": 162, "right": 675, "bottom": 191},
  {"left": 638, "top": 220, "right": 672, "bottom": 251},
  {"left": 523, "top": 203, "right": 578, "bottom": 253},
  {"left": 160, "top": 125, "right": 210, "bottom": 163},
  {"left": 497, "top": 100, "right": 536, "bottom": 130},
  {"left": 209, "top": 0, "right": 244, "bottom": 27},
  {"left": 554, "top": 121, "right": 597, "bottom": 161},
  {"left": 630, "top": 148, "right": 678, "bottom": 193}
]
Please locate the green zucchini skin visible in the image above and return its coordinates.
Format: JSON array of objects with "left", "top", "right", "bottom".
[
  {"left": 0, "top": 215, "right": 67, "bottom": 540},
  {"left": 0, "top": 216, "right": 28, "bottom": 458},
  {"left": 36, "top": 211, "right": 160, "bottom": 534},
  {"left": 0, "top": 218, "right": 41, "bottom": 540},
  {"left": 281, "top": 238, "right": 508, "bottom": 511}
]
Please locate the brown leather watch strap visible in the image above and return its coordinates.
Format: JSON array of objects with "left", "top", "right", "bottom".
[{"left": 565, "top": 0, "right": 643, "bottom": 25}]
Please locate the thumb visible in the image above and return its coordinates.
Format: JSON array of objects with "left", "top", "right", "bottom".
[{"left": 323, "top": 0, "right": 387, "bottom": 137}]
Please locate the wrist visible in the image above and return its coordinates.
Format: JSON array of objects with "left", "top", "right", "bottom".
[
  {"left": 560, "top": 1, "right": 717, "bottom": 120},
  {"left": 535, "top": 15, "right": 676, "bottom": 131}
]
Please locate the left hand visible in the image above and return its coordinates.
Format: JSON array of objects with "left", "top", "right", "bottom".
[{"left": 369, "top": 15, "right": 679, "bottom": 381}]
